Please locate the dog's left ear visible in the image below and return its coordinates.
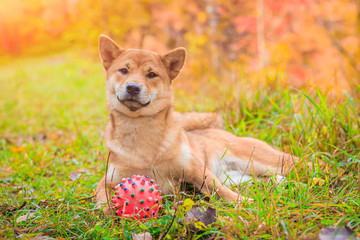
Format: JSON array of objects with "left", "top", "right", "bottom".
[{"left": 162, "top": 47, "right": 186, "bottom": 81}]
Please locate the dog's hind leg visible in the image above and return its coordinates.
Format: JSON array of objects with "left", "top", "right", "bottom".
[{"left": 229, "top": 137, "right": 299, "bottom": 177}]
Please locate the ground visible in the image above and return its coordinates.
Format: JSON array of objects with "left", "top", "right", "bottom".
[{"left": 0, "top": 52, "right": 359, "bottom": 239}]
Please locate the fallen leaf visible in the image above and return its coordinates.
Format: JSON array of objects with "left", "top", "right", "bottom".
[
  {"left": 10, "top": 146, "right": 26, "bottom": 153},
  {"left": 185, "top": 205, "right": 217, "bottom": 232},
  {"left": 313, "top": 177, "right": 326, "bottom": 187},
  {"left": 131, "top": 232, "right": 152, "bottom": 240},
  {"left": 49, "top": 132, "right": 59, "bottom": 140},
  {"left": 33, "top": 237, "right": 57, "bottom": 240},
  {"left": 16, "top": 212, "right": 35, "bottom": 223},
  {"left": 319, "top": 226, "right": 358, "bottom": 240},
  {"left": 33, "top": 232, "right": 56, "bottom": 240},
  {"left": 183, "top": 198, "right": 195, "bottom": 211},
  {"left": 69, "top": 171, "right": 80, "bottom": 181},
  {"left": 194, "top": 221, "right": 206, "bottom": 230}
]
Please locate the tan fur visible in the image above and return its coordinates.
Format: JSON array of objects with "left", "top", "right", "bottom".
[{"left": 96, "top": 35, "right": 299, "bottom": 211}]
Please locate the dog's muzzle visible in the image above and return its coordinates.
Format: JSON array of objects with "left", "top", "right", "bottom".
[{"left": 117, "top": 96, "right": 151, "bottom": 112}]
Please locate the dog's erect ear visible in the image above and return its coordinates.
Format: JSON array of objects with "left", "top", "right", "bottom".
[
  {"left": 162, "top": 47, "right": 186, "bottom": 81},
  {"left": 99, "top": 34, "right": 124, "bottom": 70}
]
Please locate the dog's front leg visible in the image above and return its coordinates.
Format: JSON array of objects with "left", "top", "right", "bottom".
[
  {"left": 96, "top": 176, "right": 116, "bottom": 214},
  {"left": 190, "top": 167, "right": 241, "bottom": 202}
]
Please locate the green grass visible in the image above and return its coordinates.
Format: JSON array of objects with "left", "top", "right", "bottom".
[{"left": 0, "top": 52, "right": 359, "bottom": 239}]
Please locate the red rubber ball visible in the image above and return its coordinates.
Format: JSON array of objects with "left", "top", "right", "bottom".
[{"left": 112, "top": 175, "right": 163, "bottom": 220}]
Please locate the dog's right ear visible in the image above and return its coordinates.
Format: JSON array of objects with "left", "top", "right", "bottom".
[{"left": 99, "top": 34, "right": 124, "bottom": 70}]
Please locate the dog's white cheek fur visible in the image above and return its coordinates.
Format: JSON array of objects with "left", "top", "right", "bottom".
[{"left": 107, "top": 75, "right": 119, "bottom": 110}]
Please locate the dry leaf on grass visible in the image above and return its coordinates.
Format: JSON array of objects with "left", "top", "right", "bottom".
[
  {"left": 185, "top": 205, "right": 217, "bottom": 232},
  {"left": 131, "top": 232, "right": 152, "bottom": 240},
  {"left": 33, "top": 237, "right": 56, "bottom": 240},
  {"left": 69, "top": 171, "right": 80, "bottom": 181},
  {"left": 33, "top": 232, "right": 56, "bottom": 240},
  {"left": 319, "top": 226, "right": 358, "bottom": 240},
  {"left": 10, "top": 146, "right": 26, "bottom": 153},
  {"left": 16, "top": 212, "right": 35, "bottom": 223}
]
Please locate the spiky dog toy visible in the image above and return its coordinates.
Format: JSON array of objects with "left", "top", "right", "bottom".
[{"left": 112, "top": 175, "right": 163, "bottom": 220}]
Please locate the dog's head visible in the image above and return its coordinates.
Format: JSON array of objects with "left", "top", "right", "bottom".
[{"left": 99, "top": 34, "right": 186, "bottom": 117}]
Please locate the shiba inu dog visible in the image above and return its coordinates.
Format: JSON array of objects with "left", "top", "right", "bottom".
[{"left": 96, "top": 34, "right": 298, "bottom": 210}]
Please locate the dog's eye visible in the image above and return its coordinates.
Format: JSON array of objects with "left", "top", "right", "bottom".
[
  {"left": 119, "top": 68, "right": 128, "bottom": 75},
  {"left": 147, "top": 72, "right": 158, "bottom": 79}
]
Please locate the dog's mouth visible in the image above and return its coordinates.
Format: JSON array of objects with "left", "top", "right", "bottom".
[{"left": 117, "top": 96, "right": 151, "bottom": 112}]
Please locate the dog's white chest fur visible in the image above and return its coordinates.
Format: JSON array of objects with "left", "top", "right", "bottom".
[{"left": 174, "top": 144, "right": 192, "bottom": 170}]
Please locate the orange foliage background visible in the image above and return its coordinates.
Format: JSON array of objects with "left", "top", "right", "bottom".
[{"left": 1, "top": 0, "right": 359, "bottom": 97}]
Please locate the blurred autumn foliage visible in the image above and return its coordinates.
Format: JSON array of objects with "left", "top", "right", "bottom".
[{"left": 1, "top": 0, "right": 360, "bottom": 97}]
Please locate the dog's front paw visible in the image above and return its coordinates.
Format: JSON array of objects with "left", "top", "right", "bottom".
[
  {"left": 222, "top": 188, "right": 254, "bottom": 205},
  {"left": 237, "top": 195, "right": 254, "bottom": 203},
  {"left": 233, "top": 195, "right": 254, "bottom": 210},
  {"left": 264, "top": 175, "right": 287, "bottom": 185},
  {"left": 274, "top": 175, "right": 287, "bottom": 184}
]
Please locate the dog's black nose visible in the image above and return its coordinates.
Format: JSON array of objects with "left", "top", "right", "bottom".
[{"left": 126, "top": 83, "right": 141, "bottom": 95}]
